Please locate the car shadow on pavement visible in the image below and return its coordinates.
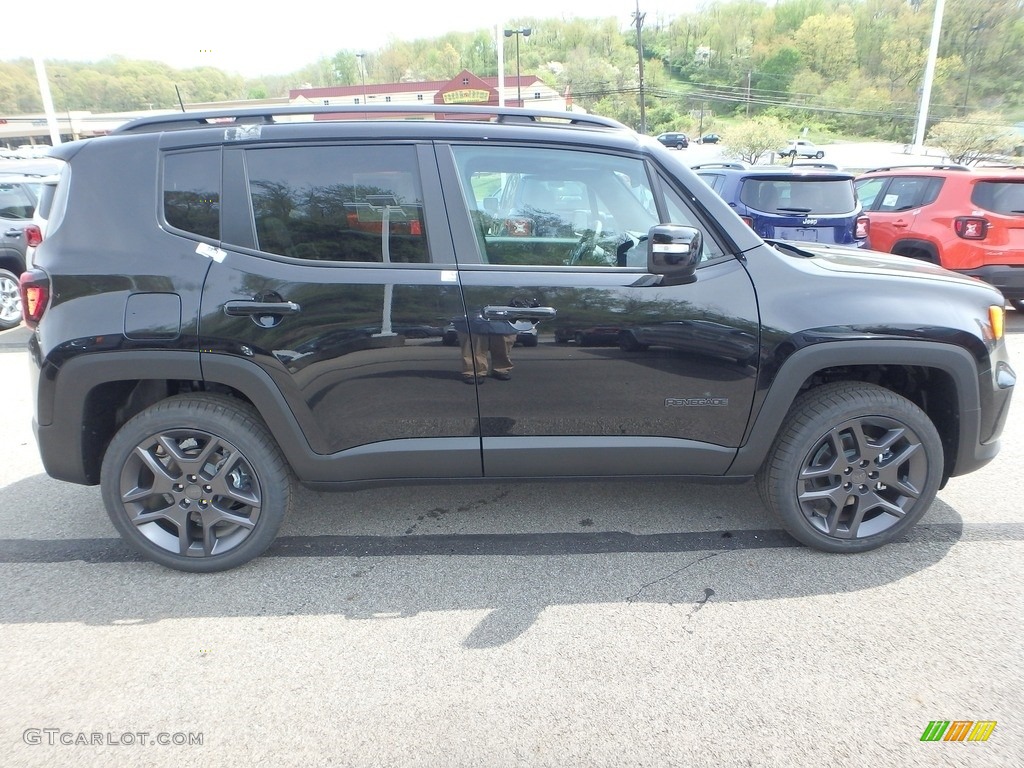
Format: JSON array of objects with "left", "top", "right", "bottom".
[{"left": 1, "top": 473, "right": 1017, "bottom": 647}]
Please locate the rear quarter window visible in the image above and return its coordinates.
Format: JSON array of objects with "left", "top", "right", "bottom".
[
  {"left": 971, "top": 181, "right": 1024, "bottom": 215},
  {"left": 163, "top": 150, "right": 221, "bottom": 240}
]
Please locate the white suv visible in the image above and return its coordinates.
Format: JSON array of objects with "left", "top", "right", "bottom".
[{"left": 780, "top": 139, "right": 824, "bottom": 159}]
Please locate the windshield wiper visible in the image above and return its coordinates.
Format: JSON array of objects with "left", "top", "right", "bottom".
[{"left": 775, "top": 206, "right": 813, "bottom": 213}]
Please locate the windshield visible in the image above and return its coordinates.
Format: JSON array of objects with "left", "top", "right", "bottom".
[{"left": 740, "top": 177, "right": 856, "bottom": 215}]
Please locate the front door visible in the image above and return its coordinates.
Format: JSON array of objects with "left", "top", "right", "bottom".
[{"left": 440, "top": 142, "right": 760, "bottom": 478}]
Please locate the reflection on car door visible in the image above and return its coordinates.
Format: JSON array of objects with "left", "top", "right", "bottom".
[{"left": 442, "top": 142, "right": 759, "bottom": 478}]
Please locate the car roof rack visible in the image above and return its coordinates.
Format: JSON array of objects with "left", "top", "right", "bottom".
[
  {"left": 111, "top": 104, "right": 629, "bottom": 135},
  {"left": 690, "top": 162, "right": 748, "bottom": 170},
  {"left": 864, "top": 163, "right": 972, "bottom": 173},
  {"left": 791, "top": 162, "right": 840, "bottom": 170}
]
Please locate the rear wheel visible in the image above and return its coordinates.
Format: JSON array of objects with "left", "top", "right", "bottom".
[
  {"left": 757, "top": 382, "right": 942, "bottom": 553},
  {"left": 100, "top": 395, "right": 291, "bottom": 572},
  {"left": 0, "top": 268, "right": 22, "bottom": 330},
  {"left": 815, "top": 151, "right": 824, "bottom": 159}
]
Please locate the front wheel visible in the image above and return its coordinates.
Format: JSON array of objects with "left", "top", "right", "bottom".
[
  {"left": 100, "top": 395, "right": 292, "bottom": 572},
  {"left": 815, "top": 151, "right": 824, "bottom": 159},
  {"left": 0, "top": 268, "right": 22, "bottom": 331},
  {"left": 1009, "top": 300, "right": 1024, "bottom": 313},
  {"left": 757, "top": 383, "right": 942, "bottom": 553}
]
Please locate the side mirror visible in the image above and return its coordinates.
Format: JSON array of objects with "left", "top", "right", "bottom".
[{"left": 647, "top": 224, "right": 701, "bottom": 285}]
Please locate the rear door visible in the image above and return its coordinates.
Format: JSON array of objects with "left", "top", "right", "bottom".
[
  {"left": 440, "top": 141, "right": 759, "bottom": 478},
  {"left": 197, "top": 142, "right": 480, "bottom": 482},
  {"left": 857, "top": 175, "right": 941, "bottom": 252}
]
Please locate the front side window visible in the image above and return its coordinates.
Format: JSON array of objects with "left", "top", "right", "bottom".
[
  {"left": 163, "top": 150, "right": 220, "bottom": 239},
  {"left": 452, "top": 145, "right": 660, "bottom": 267},
  {"left": 855, "top": 177, "right": 887, "bottom": 209},
  {"left": 244, "top": 145, "right": 428, "bottom": 263}
]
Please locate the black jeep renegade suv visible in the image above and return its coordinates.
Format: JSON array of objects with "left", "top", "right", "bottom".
[{"left": 21, "top": 105, "right": 1015, "bottom": 571}]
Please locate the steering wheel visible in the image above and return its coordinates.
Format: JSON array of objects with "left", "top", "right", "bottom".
[{"left": 567, "top": 220, "right": 603, "bottom": 266}]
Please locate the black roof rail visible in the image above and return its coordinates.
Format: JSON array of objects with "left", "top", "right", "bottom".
[
  {"left": 690, "top": 162, "right": 748, "bottom": 170},
  {"left": 110, "top": 104, "right": 629, "bottom": 135},
  {"left": 863, "top": 163, "right": 972, "bottom": 173}
]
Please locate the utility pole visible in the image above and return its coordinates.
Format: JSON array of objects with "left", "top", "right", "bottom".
[{"left": 633, "top": 1, "right": 646, "bottom": 134}]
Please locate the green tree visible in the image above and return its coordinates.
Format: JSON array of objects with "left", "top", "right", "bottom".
[
  {"left": 794, "top": 13, "right": 857, "bottom": 80},
  {"left": 927, "top": 112, "right": 1014, "bottom": 165},
  {"left": 723, "top": 115, "right": 791, "bottom": 163}
]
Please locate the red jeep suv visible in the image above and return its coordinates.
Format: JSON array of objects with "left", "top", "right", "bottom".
[{"left": 856, "top": 165, "right": 1024, "bottom": 308}]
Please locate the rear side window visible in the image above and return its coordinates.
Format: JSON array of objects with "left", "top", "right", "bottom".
[
  {"left": 740, "top": 177, "right": 856, "bottom": 214},
  {"left": 0, "top": 182, "right": 36, "bottom": 220},
  {"left": 163, "top": 151, "right": 220, "bottom": 239},
  {"left": 971, "top": 181, "right": 1024, "bottom": 215},
  {"left": 695, "top": 173, "right": 725, "bottom": 193},
  {"left": 245, "top": 145, "right": 428, "bottom": 263},
  {"left": 871, "top": 176, "right": 942, "bottom": 212}
]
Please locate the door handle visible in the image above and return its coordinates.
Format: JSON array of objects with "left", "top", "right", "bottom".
[
  {"left": 893, "top": 219, "right": 909, "bottom": 228},
  {"left": 4, "top": 228, "right": 22, "bottom": 237},
  {"left": 223, "top": 300, "right": 302, "bottom": 317},
  {"left": 483, "top": 305, "right": 557, "bottom": 321}
]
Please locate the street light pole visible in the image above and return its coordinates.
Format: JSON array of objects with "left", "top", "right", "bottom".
[{"left": 503, "top": 28, "right": 531, "bottom": 106}]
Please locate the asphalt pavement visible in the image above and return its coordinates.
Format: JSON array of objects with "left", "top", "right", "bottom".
[{"left": 0, "top": 318, "right": 1021, "bottom": 767}]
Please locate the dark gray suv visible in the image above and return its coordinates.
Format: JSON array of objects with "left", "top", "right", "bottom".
[{"left": 20, "top": 105, "right": 1015, "bottom": 571}]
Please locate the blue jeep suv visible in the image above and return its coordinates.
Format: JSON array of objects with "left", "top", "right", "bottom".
[{"left": 692, "top": 162, "right": 869, "bottom": 248}]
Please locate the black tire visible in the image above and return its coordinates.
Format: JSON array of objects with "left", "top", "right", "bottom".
[
  {"left": 756, "top": 382, "right": 942, "bottom": 553},
  {"left": 815, "top": 151, "right": 824, "bottom": 159},
  {"left": 1010, "top": 300, "right": 1024, "bottom": 313},
  {"left": 100, "top": 395, "right": 292, "bottom": 572},
  {"left": 675, "top": 142, "right": 684, "bottom": 150},
  {"left": 0, "top": 268, "right": 22, "bottom": 331}
]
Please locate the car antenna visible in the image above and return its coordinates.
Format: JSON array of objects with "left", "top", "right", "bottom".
[{"left": 174, "top": 85, "right": 186, "bottom": 112}]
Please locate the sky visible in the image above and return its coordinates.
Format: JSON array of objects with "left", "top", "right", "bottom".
[{"left": 5, "top": 1, "right": 699, "bottom": 78}]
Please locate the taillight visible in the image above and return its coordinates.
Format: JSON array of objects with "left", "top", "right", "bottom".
[
  {"left": 19, "top": 269, "right": 49, "bottom": 329},
  {"left": 954, "top": 216, "right": 988, "bottom": 240},
  {"left": 24, "top": 225, "right": 42, "bottom": 248},
  {"left": 855, "top": 216, "right": 869, "bottom": 239},
  {"left": 740, "top": 216, "right": 753, "bottom": 229}
]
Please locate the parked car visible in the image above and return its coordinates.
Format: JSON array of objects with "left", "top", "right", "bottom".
[
  {"left": 0, "top": 171, "right": 55, "bottom": 329},
  {"left": 700, "top": 134, "right": 721, "bottom": 144},
  {"left": 656, "top": 132, "right": 689, "bottom": 149},
  {"left": 855, "top": 164, "right": 1024, "bottom": 309},
  {"left": 21, "top": 104, "right": 1014, "bottom": 571},
  {"left": 780, "top": 139, "right": 824, "bottom": 159},
  {"left": 691, "top": 162, "right": 869, "bottom": 248}
]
